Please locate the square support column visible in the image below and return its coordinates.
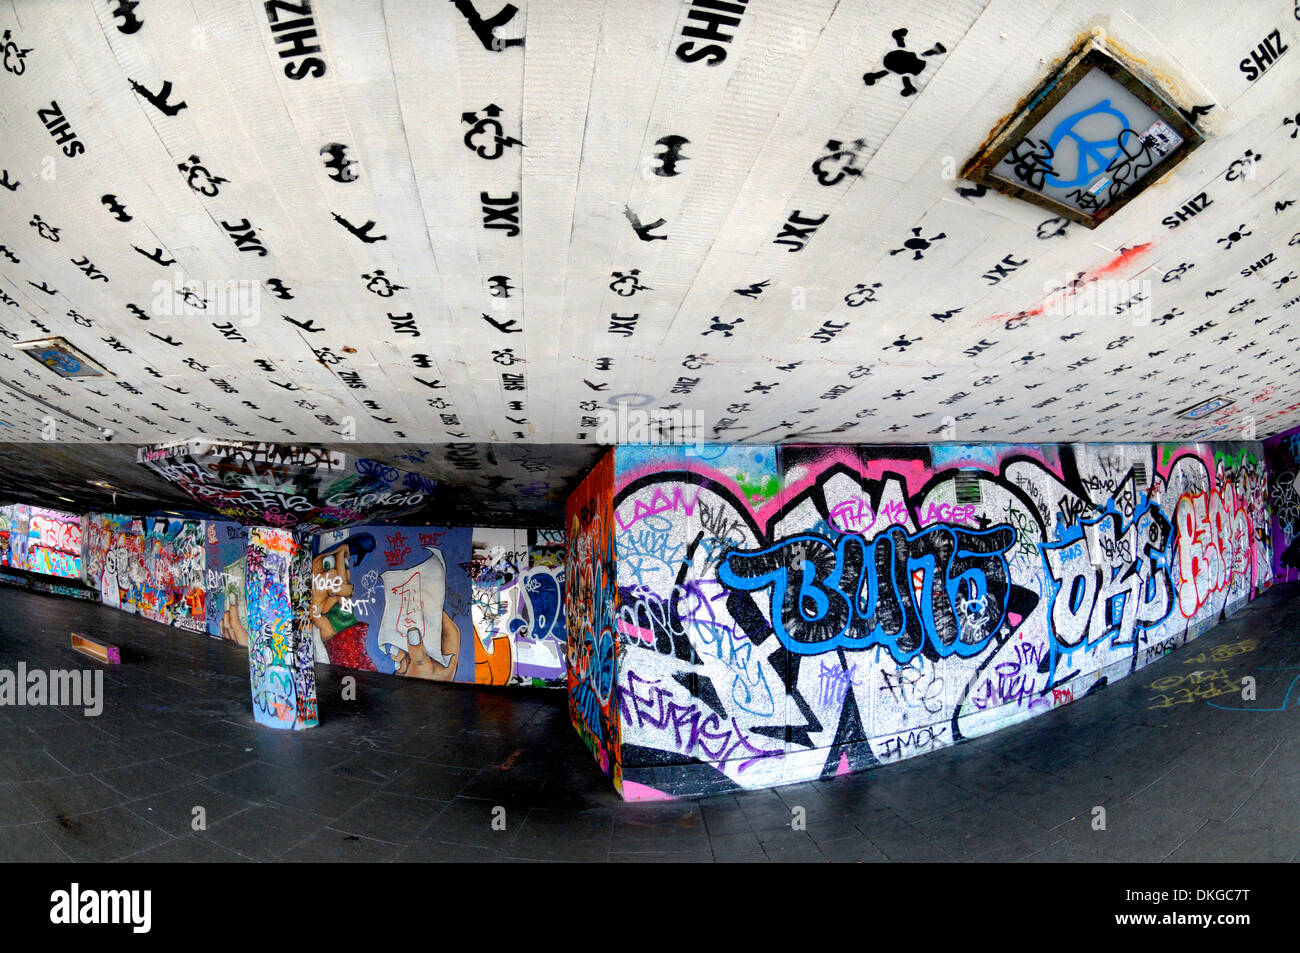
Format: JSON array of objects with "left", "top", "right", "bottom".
[
  {"left": 246, "top": 527, "right": 318, "bottom": 729},
  {"left": 564, "top": 451, "right": 621, "bottom": 792}
]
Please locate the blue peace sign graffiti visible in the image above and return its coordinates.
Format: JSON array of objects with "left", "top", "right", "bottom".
[
  {"left": 1045, "top": 99, "right": 1131, "bottom": 189},
  {"left": 37, "top": 350, "right": 82, "bottom": 374}
]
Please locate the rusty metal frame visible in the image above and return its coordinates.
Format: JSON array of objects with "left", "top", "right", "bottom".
[{"left": 960, "top": 36, "right": 1204, "bottom": 228}]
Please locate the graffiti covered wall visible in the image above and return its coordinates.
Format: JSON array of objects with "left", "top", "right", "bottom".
[
  {"left": 6, "top": 506, "right": 29, "bottom": 569},
  {"left": 85, "top": 513, "right": 136, "bottom": 606},
  {"left": 0, "top": 505, "right": 13, "bottom": 568},
  {"left": 606, "top": 442, "right": 1273, "bottom": 799},
  {"left": 565, "top": 451, "right": 622, "bottom": 791},
  {"left": 82, "top": 507, "right": 568, "bottom": 694},
  {"left": 204, "top": 520, "right": 250, "bottom": 642},
  {"left": 1264, "top": 425, "right": 1300, "bottom": 585},
  {"left": 9, "top": 505, "right": 83, "bottom": 579},
  {"left": 84, "top": 513, "right": 207, "bottom": 632},
  {"left": 308, "top": 525, "right": 567, "bottom": 687}
]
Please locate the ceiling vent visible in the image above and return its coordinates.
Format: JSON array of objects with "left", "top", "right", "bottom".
[{"left": 954, "top": 471, "right": 982, "bottom": 505}]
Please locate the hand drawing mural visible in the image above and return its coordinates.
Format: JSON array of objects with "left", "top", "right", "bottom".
[
  {"left": 378, "top": 548, "right": 461, "bottom": 679},
  {"left": 310, "top": 531, "right": 383, "bottom": 672},
  {"left": 587, "top": 441, "right": 1274, "bottom": 799}
]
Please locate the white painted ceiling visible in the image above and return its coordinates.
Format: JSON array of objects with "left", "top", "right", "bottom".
[{"left": 1, "top": 0, "right": 1299, "bottom": 455}]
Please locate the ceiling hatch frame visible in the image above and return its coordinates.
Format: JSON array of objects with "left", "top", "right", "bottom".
[{"left": 960, "top": 33, "right": 1204, "bottom": 228}]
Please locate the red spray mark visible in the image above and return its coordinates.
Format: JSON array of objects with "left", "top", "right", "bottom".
[{"left": 983, "top": 242, "right": 1155, "bottom": 329}]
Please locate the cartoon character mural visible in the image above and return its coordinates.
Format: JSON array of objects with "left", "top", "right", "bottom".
[
  {"left": 99, "top": 545, "right": 126, "bottom": 609},
  {"left": 590, "top": 441, "right": 1276, "bottom": 800},
  {"left": 306, "top": 525, "right": 566, "bottom": 687}
]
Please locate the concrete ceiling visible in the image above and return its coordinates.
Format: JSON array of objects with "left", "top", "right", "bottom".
[{"left": 1, "top": 0, "right": 1299, "bottom": 517}]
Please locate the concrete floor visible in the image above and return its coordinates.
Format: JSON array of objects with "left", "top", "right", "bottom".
[{"left": 0, "top": 583, "right": 1297, "bottom": 863}]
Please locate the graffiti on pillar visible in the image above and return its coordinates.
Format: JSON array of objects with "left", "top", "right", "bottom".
[
  {"left": 602, "top": 442, "right": 1272, "bottom": 799},
  {"left": 566, "top": 451, "right": 621, "bottom": 788},
  {"left": 247, "top": 527, "right": 317, "bottom": 730}
]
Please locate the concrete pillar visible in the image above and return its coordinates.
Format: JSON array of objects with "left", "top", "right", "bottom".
[
  {"left": 245, "top": 527, "right": 318, "bottom": 729},
  {"left": 564, "top": 451, "right": 621, "bottom": 791}
]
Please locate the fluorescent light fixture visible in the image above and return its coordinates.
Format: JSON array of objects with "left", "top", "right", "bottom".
[{"left": 1176, "top": 395, "right": 1235, "bottom": 420}]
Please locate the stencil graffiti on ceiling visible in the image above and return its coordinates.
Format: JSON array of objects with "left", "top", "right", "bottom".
[{"left": 0, "top": 1, "right": 1297, "bottom": 448}]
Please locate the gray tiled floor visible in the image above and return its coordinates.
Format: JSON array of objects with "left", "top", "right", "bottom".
[{"left": 0, "top": 582, "right": 1297, "bottom": 862}]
